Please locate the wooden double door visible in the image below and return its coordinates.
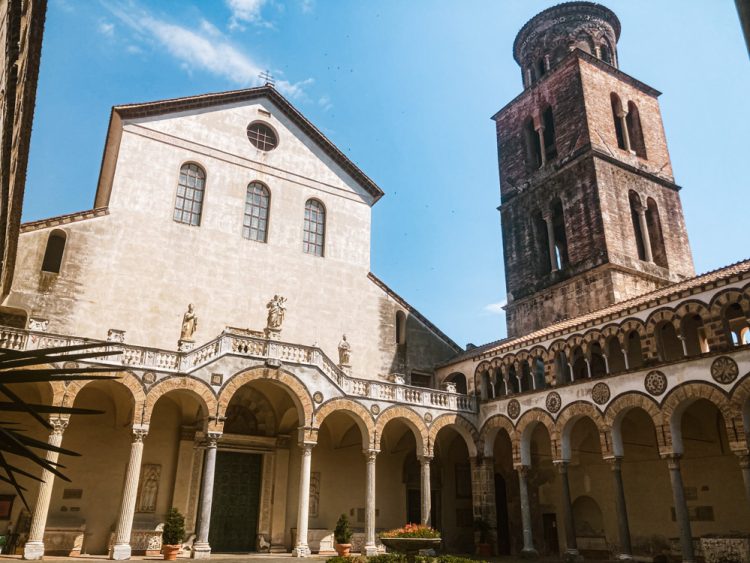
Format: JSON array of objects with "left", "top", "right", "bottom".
[{"left": 208, "top": 451, "right": 263, "bottom": 552}]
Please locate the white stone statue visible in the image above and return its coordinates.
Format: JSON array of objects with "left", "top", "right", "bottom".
[
  {"left": 338, "top": 334, "right": 352, "bottom": 365},
  {"left": 180, "top": 304, "right": 198, "bottom": 340},
  {"left": 266, "top": 295, "right": 287, "bottom": 329}
]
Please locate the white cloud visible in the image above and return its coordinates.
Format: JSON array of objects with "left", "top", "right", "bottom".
[
  {"left": 225, "top": 0, "right": 271, "bottom": 30},
  {"left": 318, "top": 95, "right": 332, "bottom": 111},
  {"left": 483, "top": 299, "right": 507, "bottom": 315},
  {"left": 300, "top": 0, "right": 314, "bottom": 14},
  {"left": 98, "top": 21, "right": 115, "bottom": 37},
  {"left": 106, "top": 2, "right": 310, "bottom": 98}
]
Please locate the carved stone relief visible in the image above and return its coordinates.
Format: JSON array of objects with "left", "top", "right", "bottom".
[{"left": 136, "top": 464, "right": 161, "bottom": 513}]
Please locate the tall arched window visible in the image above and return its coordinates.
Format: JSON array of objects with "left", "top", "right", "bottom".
[
  {"left": 174, "top": 163, "right": 206, "bottom": 226},
  {"left": 542, "top": 106, "right": 557, "bottom": 162},
  {"left": 534, "top": 211, "right": 552, "bottom": 274},
  {"left": 600, "top": 42, "right": 613, "bottom": 65},
  {"left": 626, "top": 330, "right": 643, "bottom": 368},
  {"left": 243, "top": 182, "right": 270, "bottom": 242},
  {"left": 610, "top": 93, "right": 626, "bottom": 150},
  {"left": 629, "top": 191, "right": 648, "bottom": 261},
  {"left": 303, "top": 199, "right": 325, "bottom": 256},
  {"left": 41, "top": 230, "right": 66, "bottom": 274},
  {"left": 626, "top": 102, "right": 647, "bottom": 158},
  {"left": 395, "top": 310, "right": 406, "bottom": 345},
  {"left": 524, "top": 117, "right": 542, "bottom": 170},
  {"left": 550, "top": 198, "right": 569, "bottom": 269},
  {"left": 646, "top": 198, "right": 668, "bottom": 268}
]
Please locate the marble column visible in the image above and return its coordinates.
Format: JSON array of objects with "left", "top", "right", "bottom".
[
  {"left": 666, "top": 455, "right": 695, "bottom": 563},
  {"left": 110, "top": 424, "right": 149, "bottom": 560},
  {"left": 544, "top": 214, "right": 559, "bottom": 272},
  {"left": 420, "top": 455, "right": 433, "bottom": 526},
  {"left": 192, "top": 432, "right": 221, "bottom": 559},
  {"left": 737, "top": 454, "right": 750, "bottom": 508},
  {"left": 536, "top": 126, "right": 547, "bottom": 167},
  {"left": 608, "top": 457, "right": 633, "bottom": 560},
  {"left": 364, "top": 449, "right": 379, "bottom": 556},
  {"left": 635, "top": 203, "right": 654, "bottom": 263},
  {"left": 555, "top": 461, "right": 580, "bottom": 560},
  {"left": 517, "top": 465, "right": 538, "bottom": 559},
  {"left": 23, "top": 417, "right": 69, "bottom": 560},
  {"left": 617, "top": 109, "right": 632, "bottom": 152},
  {"left": 292, "top": 441, "right": 316, "bottom": 557}
]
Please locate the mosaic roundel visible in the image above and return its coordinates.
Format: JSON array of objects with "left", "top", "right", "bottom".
[
  {"left": 507, "top": 399, "right": 521, "bottom": 419},
  {"left": 644, "top": 370, "right": 668, "bottom": 396},
  {"left": 370, "top": 404, "right": 380, "bottom": 415},
  {"left": 591, "top": 382, "right": 611, "bottom": 405},
  {"left": 711, "top": 356, "right": 739, "bottom": 385},
  {"left": 424, "top": 412, "right": 433, "bottom": 423},
  {"left": 313, "top": 391, "right": 324, "bottom": 404},
  {"left": 545, "top": 392, "right": 562, "bottom": 414},
  {"left": 142, "top": 371, "right": 157, "bottom": 385}
]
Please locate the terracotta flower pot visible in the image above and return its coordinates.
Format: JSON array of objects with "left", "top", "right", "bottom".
[
  {"left": 162, "top": 544, "right": 181, "bottom": 561},
  {"left": 334, "top": 542, "right": 352, "bottom": 557}
]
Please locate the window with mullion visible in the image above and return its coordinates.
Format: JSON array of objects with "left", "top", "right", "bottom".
[
  {"left": 243, "top": 182, "right": 270, "bottom": 242},
  {"left": 174, "top": 163, "right": 205, "bottom": 226},
  {"left": 303, "top": 199, "right": 325, "bottom": 257}
]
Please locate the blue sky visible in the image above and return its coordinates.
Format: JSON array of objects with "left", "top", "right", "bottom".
[{"left": 25, "top": 0, "right": 750, "bottom": 348}]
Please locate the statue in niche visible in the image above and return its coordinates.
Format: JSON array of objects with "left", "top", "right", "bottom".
[
  {"left": 338, "top": 335, "right": 352, "bottom": 365},
  {"left": 137, "top": 464, "right": 161, "bottom": 513},
  {"left": 266, "top": 295, "right": 286, "bottom": 329},
  {"left": 180, "top": 304, "right": 198, "bottom": 340}
]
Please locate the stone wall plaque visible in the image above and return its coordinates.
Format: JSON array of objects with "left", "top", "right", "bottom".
[
  {"left": 545, "top": 392, "right": 561, "bottom": 413},
  {"left": 507, "top": 399, "right": 521, "bottom": 419},
  {"left": 136, "top": 464, "right": 161, "bottom": 513},
  {"left": 711, "top": 356, "right": 738, "bottom": 384},
  {"left": 591, "top": 382, "right": 611, "bottom": 405},
  {"left": 644, "top": 370, "right": 667, "bottom": 396}
]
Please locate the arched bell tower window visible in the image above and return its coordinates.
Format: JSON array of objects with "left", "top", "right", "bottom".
[
  {"left": 600, "top": 42, "right": 613, "bottom": 65},
  {"left": 550, "top": 198, "right": 569, "bottom": 269},
  {"left": 646, "top": 198, "right": 667, "bottom": 268},
  {"left": 41, "top": 230, "right": 66, "bottom": 274},
  {"left": 626, "top": 101, "right": 647, "bottom": 158},
  {"left": 542, "top": 106, "right": 557, "bottom": 162},
  {"left": 523, "top": 117, "right": 542, "bottom": 170},
  {"left": 629, "top": 191, "right": 647, "bottom": 261},
  {"left": 611, "top": 93, "right": 626, "bottom": 150}
]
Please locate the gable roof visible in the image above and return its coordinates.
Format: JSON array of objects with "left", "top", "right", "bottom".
[{"left": 94, "top": 85, "right": 384, "bottom": 207}]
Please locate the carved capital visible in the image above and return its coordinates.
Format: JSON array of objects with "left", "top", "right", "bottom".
[
  {"left": 516, "top": 464, "right": 531, "bottom": 477},
  {"left": 299, "top": 441, "right": 316, "bottom": 456},
  {"left": 132, "top": 424, "right": 149, "bottom": 443},
  {"left": 604, "top": 456, "right": 623, "bottom": 471},
  {"left": 665, "top": 453, "right": 682, "bottom": 470},
  {"left": 363, "top": 449, "right": 379, "bottom": 463},
  {"left": 206, "top": 431, "right": 222, "bottom": 448},
  {"left": 49, "top": 416, "right": 69, "bottom": 436},
  {"left": 418, "top": 454, "right": 433, "bottom": 465},
  {"left": 553, "top": 460, "right": 569, "bottom": 474}
]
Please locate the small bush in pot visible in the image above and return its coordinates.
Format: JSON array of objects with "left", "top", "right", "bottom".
[
  {"left": 334, "top": 513, "right": 353, "bottom": 557},
  {"left": 162, "top": 508, "right": 185, "bottom": 560}
]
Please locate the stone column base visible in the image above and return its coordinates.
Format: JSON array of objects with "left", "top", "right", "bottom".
[
  {"left": 521, "top": 547, "right": 540, "bottom": 559},
  {"left": 365, "top": 545, "right": 379, "bottom": 557},
  {"left": 109, "top": 543, "right": 132, "bottom": 560},
  {"left": 191, "top": 542, "right": 212, "bottom": 559},
  {"left": 22, "top": 540, "right": 45, "bottom": 560},
  {"left": 564, "top": 548, "right": 584, "bottom": 562},
  {"left": 292, "top": 544, "right": 311, "bottom": 557},
  {"left": 616, "top": 554, "right": 634, "bottom": 561}
]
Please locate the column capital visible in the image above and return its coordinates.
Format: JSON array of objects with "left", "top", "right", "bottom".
[
  {"left": 49, "top": 416, "right": 69, "bottom": 436},
  {"left": 515, "top": 464, "right": 531, "bottom": 477},
  {"left": 418, "top": 454, "right": 433, "bottom": 464},
  {"left": 616, "top": 108, "right": 629, "bottom": 118},
  {"left": 298, "top": 441, "right": 316, "bottom": 454},
  {"left": 663, "top": 453, "right": 682, "bottom": 469},
  {"left": 363, "top": 449, "right": 379, "bottom": 461},
  {"left": 205, "top": 431, "right": 222, "bottom": 448},
  {"left": 604, "top": 456, "right": 623, "bottom": 471},
  {"left": 553, "top": 459, "right": 570, "bottom": 473},
  {"left": 132, "top": 424, "right": 149, "bottom": 442}
]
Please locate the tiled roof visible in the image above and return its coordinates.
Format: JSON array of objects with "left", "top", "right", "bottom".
[
  {"left": 20, "top": 208, "right": 109, "bottom": 233},
  {"left": 112, "top": 85, "right": 384, "bottom": 202},
  {"left": 444, "top": 258, "right": 750, "bottom": 365}
]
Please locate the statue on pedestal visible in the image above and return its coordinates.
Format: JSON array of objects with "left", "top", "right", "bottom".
[
  {"left": 338, "top": 335, "right": 352, "bottom": 366},
  {"left": 266, "top": 295, "right": 287, "bottom": 330}
]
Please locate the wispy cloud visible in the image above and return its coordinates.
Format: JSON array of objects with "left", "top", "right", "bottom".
[
  {"left": 300, "top": 0, "right": 314, "bottom": 14},
  {"left": 318, "top": 95, "right": 332, "bottom": 111},
  {"left": 225, "top": 0, "right": 271, "bottom": 30},
  {"left": 483, "top": 298, "right": 507, "bottom": 315},
  {"left": 105, "top": 2, "right": 311, "bottom": 98},
  {"left": 98, "top": 21, "right": 115, "bottom": 37}
]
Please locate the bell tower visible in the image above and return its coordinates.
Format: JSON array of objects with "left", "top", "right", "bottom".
[{"left": 496, "top": 2, "right": 694, "bottom": 338}]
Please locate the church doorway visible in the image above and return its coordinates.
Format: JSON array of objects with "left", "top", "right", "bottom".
[{"left": 208, "top": 451, "right": 263, "bottom": 552}]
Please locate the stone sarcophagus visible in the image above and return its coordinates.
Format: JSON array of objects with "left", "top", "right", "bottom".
[
  {"left": 42, "top": 516, "right": 85, "bottom": 556},
  {"left": 108, "top": 516, "right": 163, "bottom": 556}
]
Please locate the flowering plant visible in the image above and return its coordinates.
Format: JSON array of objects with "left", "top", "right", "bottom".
[{"left": 379, "top": 523, "right": 441, "bottom": 539}]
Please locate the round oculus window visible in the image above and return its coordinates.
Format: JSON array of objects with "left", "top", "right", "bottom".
[{"left": 247, "top": 121, "right": 278, "bottom": 151}]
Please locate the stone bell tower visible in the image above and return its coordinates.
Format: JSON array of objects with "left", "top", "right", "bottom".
[{"left": 495, "top": 2, "right": 695, "bottom": 338}]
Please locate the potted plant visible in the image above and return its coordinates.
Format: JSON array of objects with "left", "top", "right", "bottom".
[
  {"left": 334, "top": 513, "right": 353, "bottom": 557},
  {"left": 162, "top": 508, "right": 185, "bottom": 561},
  {"left": 474, "top": 517, "right": 492, "bottom": 557}
]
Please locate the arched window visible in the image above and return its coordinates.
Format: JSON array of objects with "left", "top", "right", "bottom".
[
  {"left": 626, "top": 330, "right": 643, "bottom": 368},
  {"left": 534, "top": 211, "right": 552, "bottom": 275},
  {"left": 626, "top": 101, "right": 647, "bottom": 158},
  {"left": 243, "top": 182, "right": 270, "bottom": 242},
  {"left": 542, "top": 106, "right": 557, "bottom": 162},
  {"left": 606, "top": 336, "right": 626, "bottom": 373},
  {"left": 550, "top": 198, "right": 569, "bottom": 269},
  {"left": 519, "top": 362, "right": 533, "bottom": 392},
  {"left": 446, "top": 372, "right": 467, "bottom": 395},
  {"left": 555, "top": 350, "right": 571, "bottom": 385},
  {"left": 600, "top": 42, "right": 613, "bottom": 65},
  {"left": 646, "top": 198, "right": 668, "bottom": 268},
  {"left": 656, "top": 322, "right": 683, "bottom": 362},
  {"left": 682, "top": 314, "right": 709, "bottom": 355},
  {"left": 494, "top": 368, "right": 506, "bottom": 397},
  {"left": 571, "top": 346, "right": 588, "bottom": 380},
  {"left": 524, "top": 117, "right": 542, "bottom": 170},
  {"left": 174, "top": 163, "right": 206, "bottom": 226},
  {"left": 303, "top": 199, "right": 325, "bottom": 256},
  {"left": 508, "top": 365, "right": 520, "bottom": 394},
  {"left": 589, "top": 343, "right": 607, "bottom": 378},
  {"left": 724, "top": 303, "right": 750, "bottom": 346},
  {"left": 41, "top": 230, "right": 66, "bottom": 274},
  {"left": 533, "top": 357, "right": 546, "bottom": 390},
  {"left": 611, "top": 93, "right": 626, "bottom": 150},
  {"left": 629, "top": 191, "right": 648, "bottom": 261},
  {"left": 395, "top": 310, "right": 406, "bottom": 345}
]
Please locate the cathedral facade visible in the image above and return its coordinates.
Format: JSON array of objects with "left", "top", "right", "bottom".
[{"left": 0, "top": 2, "right": 748, "bottom": 562}]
